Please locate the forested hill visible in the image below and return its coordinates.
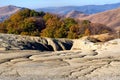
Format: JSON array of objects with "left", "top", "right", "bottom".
[{"left": 0, "top": 9, "right": 113, "bottom": 39}]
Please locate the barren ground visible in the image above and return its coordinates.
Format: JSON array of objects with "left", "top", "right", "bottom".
[{"left": 0, "top": 48, "right": 120, "bottom": 80}]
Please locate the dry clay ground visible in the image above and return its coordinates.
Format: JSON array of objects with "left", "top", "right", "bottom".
[{"left": 0, "top": 38, "right": 120, "bottom": 80}]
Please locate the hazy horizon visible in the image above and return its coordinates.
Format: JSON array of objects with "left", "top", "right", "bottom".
[{"left": 0, "top": 0, "right": 120, "bottom": 9}]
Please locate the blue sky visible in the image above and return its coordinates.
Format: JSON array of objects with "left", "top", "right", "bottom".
[{"left": 0, "top": 0, "right": 120, "bottom": 9}]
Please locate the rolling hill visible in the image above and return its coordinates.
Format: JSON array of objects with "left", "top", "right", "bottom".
[
  {"left": 64, "top": 10, "right": 88, "bottom": 18},
  {"left": 0, "top": 5, "right": 22, "bottom": 22},
  {"left": 79, "top": 7, "right": 120, "bottom": 29},
  {"left": 1, "top": 2, "right": 120, "bottom": 22}
]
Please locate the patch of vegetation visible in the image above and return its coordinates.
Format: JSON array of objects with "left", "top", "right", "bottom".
[{"left": 0, "top": 9, "right": 113, "bottom": 39}]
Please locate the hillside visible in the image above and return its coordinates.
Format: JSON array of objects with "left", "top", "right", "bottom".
[
  {"left": 0, "top": 9, "right": 112, "bottom": 39},
  {"left": 64, "top": 10, "right": 88, "bottom": 18},
  {"left": 79, "top": 8, "right": 120, "bottom": 29},
  {"left": 0, "top": 5, "right": 22, "bottom": 22},
  {"left": 36, "top": 3, "right": 120, "bottom": 15}
]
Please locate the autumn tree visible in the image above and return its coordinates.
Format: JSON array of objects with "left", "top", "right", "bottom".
[
  {"left": 0, "top": 9, "right": 112, "bottom": 39},
  {"left": 84, "top": 28, "right": 91, "bottom": 36},
  {"left": 0, "top": 9, "right": 46, "bottom": 36},
  {"left": 41, "top": 14, "right": 62, "bottom": 38}
]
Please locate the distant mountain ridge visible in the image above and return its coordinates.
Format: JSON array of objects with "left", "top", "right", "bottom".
[
  {"left": 0, "top": 5, "right": 23, "bottom": 22},
  {"left": 36, "top": 3, "right": 120, "bottom": 15}
]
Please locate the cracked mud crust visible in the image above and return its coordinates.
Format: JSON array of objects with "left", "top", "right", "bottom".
[{"left": 0, "top": 50, "right": 120, "bottom": 80}]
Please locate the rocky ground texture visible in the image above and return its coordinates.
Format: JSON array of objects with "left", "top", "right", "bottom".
[
  {"left": 0, "top": 34, "right": 120, "bottom": 80},
  {"left": 0, "top": 33, "right": 73, "bottom": 51}
]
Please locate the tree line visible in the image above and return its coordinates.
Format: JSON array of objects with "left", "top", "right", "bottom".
[{"left": 0, "top": 9, "right": 113, "bottom": 39}]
